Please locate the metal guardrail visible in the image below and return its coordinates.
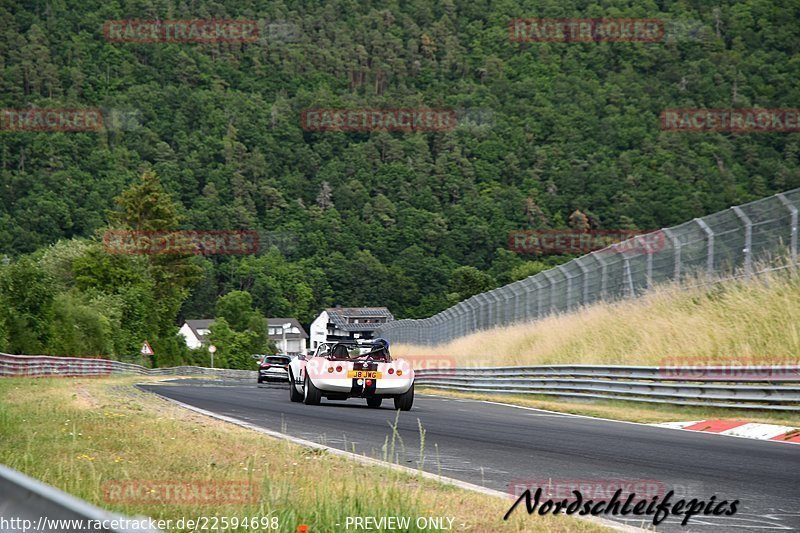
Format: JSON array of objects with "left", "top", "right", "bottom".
[
  {"left": 0, "top": 353, "right": 257, "bottom": 380},
  {"left": 0, "top": 464, "right": 160, "bottom": 532},
  {"left": 415, "top": 365, "right": 800, "bottom": 411},
  {"left": 3, "top": 353, "right": 798, "bottom": 410}
]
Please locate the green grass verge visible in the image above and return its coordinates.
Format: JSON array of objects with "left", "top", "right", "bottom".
[{"left": 0, "top": 376, "right": 611, "bottom": 533}]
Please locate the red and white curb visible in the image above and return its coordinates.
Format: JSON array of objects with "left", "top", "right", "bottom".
[{"left": 653, "top": 419, "right": 800, "bottom": 444}]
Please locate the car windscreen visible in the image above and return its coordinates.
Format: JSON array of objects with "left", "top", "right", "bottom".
[
  {"left": 264, "top": 357, "right": 290, "bottom": 365},
  {"left": 327, "top": 345, "right": 390, "bottom": 361}
]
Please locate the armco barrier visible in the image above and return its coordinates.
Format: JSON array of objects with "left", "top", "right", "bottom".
[
  {"left": 0, "top": 464, "right": 160, "bottom": 532},
  {"left": 2, "top": 353, "right": 798, "bottom": 411},
  {"left": 415, "top": 365, "right": 800, "bottom": 411},
  {"left": 0, "top": 353, "right": 256, "bottom": 380}
]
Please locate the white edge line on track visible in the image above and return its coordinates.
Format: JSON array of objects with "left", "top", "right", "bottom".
[
  {"left": 139, "top": 383, "right": 646, "bottom": 533},
  {"left": 416, "top": 393, "right": 800, "bottom": 447}
]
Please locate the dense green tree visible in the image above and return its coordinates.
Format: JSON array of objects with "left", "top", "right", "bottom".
[
  {"left": 0, "top": 257, "right": 55, "bottom": 353},
  {"left": 1, "top": 0, "right": 799, "bottom": 357},
  {"left": 448, "top": 266, "right": 495, "bottom": 303}
]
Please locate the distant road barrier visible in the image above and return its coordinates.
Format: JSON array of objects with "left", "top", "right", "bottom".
[
  {"left": 3, "top": 353, "right": 799, "bottom": 411},
  {"left": 0, "top": 353, "right": 256, "bottom": 380},
  {"left": 415, "top": 365, "right": 800, "bottom": 411}
]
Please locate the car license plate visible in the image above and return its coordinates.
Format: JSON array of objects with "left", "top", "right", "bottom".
[{"left": 347, "top": 370, "right": 381, "bottom": 379}]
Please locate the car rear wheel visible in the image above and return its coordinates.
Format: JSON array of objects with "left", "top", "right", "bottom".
[
  {"left": 303, "top": 374, "right": 322, "bottom": 405},
  {"left": 366, "top": 397, "right": 382, "bottom": 408},
  {"left": 394, "top": 384, "right": 414, "bottom": 411},
  {"left": 288, "top": 370, "right": 303, "bottom": 402}
]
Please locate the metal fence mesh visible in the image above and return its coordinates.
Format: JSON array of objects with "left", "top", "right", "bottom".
[{"left": 376, "top": 187, "right": 800, "bottom": 346}]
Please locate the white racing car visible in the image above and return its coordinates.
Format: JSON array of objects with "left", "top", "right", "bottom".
[{"left": 288, "top": 339, "right": 414, "bottom": 410}]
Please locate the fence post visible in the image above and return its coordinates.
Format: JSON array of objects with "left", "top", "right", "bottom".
[
  {"left": 623, "top": 256, "right": 635, "bottom": 297},
  {"left": 541, "top": 271, "right": 555, "bottom": 315},
  {"left": 435, "top": 314, "right": 446, "bottom": 345},
  {"left": 590, "top": 251, "right": 608, "bottom": 298},
  {"left": 575, "top": 257, "right": 589, "bottom": 305},
  {"left": 778, "top": 193, "right": 798, "bottom": 265},
  {"left": 695, "top": 217, "right": 715, "bottom": 279},
  {"left": 520, "top": 277, "right": 534, "bottom": 320},
  {"left": 633, "top": 235, "right": 653, "bottom": 289},
  {"left": 507, "top": 282, "right": 523, "bottom": 322},
  {"left": 467, "top": 297, "right": 479, "bottom": 334},
  {"left": 474, "top": 293, "right": 489, "bottom": 330},
  {"left": 732, "top": 206, "right": 753, "bottom": 279},
  {"left": 438, "top": 311, "right": 448, "bottom": 344},
  {"left": 491, "top": 291, "right": 504, "bottom": 327},
  {"left": 455, "top": 305, "right": 466, "bottom": 339},
  {"left": 662, "top": 227, "right": 681, "bottom": 281},
  {"left": 557, "top": 265, "right": 574, "bottom": 311},
  {"left": 532, "top": 276, "right": 543, "bottom": 318}
]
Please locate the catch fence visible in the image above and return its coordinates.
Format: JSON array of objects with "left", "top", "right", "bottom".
[{"left": 377, "top": 188, "right": 800, "bottom": 345}]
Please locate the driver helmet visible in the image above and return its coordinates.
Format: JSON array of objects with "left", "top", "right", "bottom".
[{"left": 373, "top": 338, "right": 390, "bottom": 351}]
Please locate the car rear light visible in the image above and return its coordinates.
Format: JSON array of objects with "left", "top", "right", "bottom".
[
  {"left": 327, "top": 367, "right": 334, "bottom": 373},
  {"left": 336, "top": 366, "right": 342, "bottom": 372},
  {"left": 261, "top": 364, "right": 271, "bottom": 368},
  {"left": 388, "top": 368, "right": 394, "bottom": 374},
  {"left": 396, "top": 370, "right": 403, "bottom": 376},
  {"left": 365, "top": 379, "right": 372, "bottom": 386}
]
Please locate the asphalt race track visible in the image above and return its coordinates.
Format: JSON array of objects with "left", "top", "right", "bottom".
[{"left": 139, "top": 380, "right": 800, "bottom": 532}]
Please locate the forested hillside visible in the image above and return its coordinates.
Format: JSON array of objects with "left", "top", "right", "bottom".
[{"left": 1, "top": 0, "right": 799, "bottom": 364}]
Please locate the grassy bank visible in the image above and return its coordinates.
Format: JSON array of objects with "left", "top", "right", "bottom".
[
  {"left": 397, "top": 269, "right": 800, "bottom": 426},
  {"left": 395, "top": 269, "right": 800, "bottom": 368},
  {"left": 0, "top": 376, "right": 606, "bottom": 533}
]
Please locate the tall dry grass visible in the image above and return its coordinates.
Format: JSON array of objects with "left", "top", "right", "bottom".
[{"left": 395, "top": 268, "right": 800, "bottom": 368}]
